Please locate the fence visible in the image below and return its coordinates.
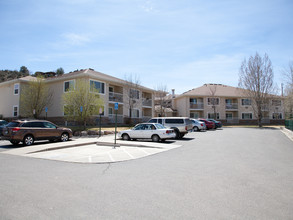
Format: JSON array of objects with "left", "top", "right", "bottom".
[{"left": 285, "top": 120, "right": 293, "bottom": 131}]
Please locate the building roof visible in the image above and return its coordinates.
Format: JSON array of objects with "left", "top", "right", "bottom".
[{"left": 178, "top": 84, "right": 247, "bottom": 98}]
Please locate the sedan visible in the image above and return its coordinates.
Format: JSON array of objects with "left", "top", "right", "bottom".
[
  {"left": 198, "top": 119, "right": 215, "bottom": 130},
  {"left": 118, "top": 123, "right": 175, "bottom": 142},
  {"left": 208, "top": 119, "right": 223, "bottom": 129},
  {"left": 191, "top": 119, "right": 206, "bottom": 131}
]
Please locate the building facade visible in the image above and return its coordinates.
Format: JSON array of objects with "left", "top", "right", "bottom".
[
  {"left": 172, "top": 84, "right": 284, "bottom": 125},
  {"left": 0, "top": 69, "right": 155, "bottom": 125}
]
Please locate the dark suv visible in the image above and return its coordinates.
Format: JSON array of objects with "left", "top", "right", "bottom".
[{"left": 1, "top": 120, "right": 72, "bottom": 146}]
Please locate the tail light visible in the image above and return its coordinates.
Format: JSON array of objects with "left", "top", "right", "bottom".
[
  {"left": 12, "top": 127, "right": 20, "bottom": 132},
  {"left": 185, "top": 126, "right": 187, "bottom": 131}
]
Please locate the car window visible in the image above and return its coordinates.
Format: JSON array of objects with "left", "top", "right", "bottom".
[
  {"left": 158, "top": 119, "right": 162, "bottom": 124},
  {"left": 6, "top": 122, "right": 20, "bottom": 127},
  {"left": 155, "top": 123, "right": 165, "bottom": 129},
  {"left": 145, "top": 124, "right": 156, "bottom": 130},
  {"left": 21, "top": 122, "right": 44, "bottom": 128},
  {"left": 134, "top": 124, "right": 145, "bottom": 130},
  {"left": 43, "top": 122, "right": 57, "bottom": 128},
  {"left": 148, "top": 119, "right": 157, "bottom": 123},
  {"left": 165, "top": 119, "right": 184, "bottom": 124}
]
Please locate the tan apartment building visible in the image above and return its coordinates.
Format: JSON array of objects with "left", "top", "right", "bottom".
[
  {"left": 172, "top": 84, "right": 284, "bottom": 125},
  {"left": 0, "top": 69, "right": 155, "bottom": 124}
]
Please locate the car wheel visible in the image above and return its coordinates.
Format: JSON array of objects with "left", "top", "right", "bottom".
[
  {"left": 10, "top": 140, "right": 20, "bottom": 146},
  {"left": 151, "top": 134, "right": 160, "bottom": 142},
  {"left": 193, "top": 126, "right": 199, "bottom": 132},
  {"left": 122, "top": 134, "right": 130, "bottom": 141},
  {"left": 60, "top": 133, "right": 69, "bottom": 142},
  {"left": 23, "top": 135, "right": 34, "bottom": 146},
  {"left": 174, "top": 130, "right": 180, "bottom": 139}
]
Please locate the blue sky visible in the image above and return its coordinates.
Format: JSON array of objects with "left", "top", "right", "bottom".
[{"left": 1, "top": 0, "right": 292, "bottom": 94}]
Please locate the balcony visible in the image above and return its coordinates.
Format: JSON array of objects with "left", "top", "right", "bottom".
[
  {"left": 225, "top": 103, "right": 238, "bottom": 110},
  {"left": 142, "top": 98, "right": 152, "bottom": 107},
  {"left": 109, "top": 92, "right": 123, "bottom": 103},
  {"left": 190, "top": 103, "right": 204, "bottom": 110}
]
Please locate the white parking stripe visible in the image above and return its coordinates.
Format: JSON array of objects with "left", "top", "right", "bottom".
[
  {"left": 123, "top": 148, "right": 135, "bottom": 159},
  {"left": 138, "top": 148, "right": 150, "bottom": 155},
  {"left": 108, "top": 152, "right": 114, "bottom": 162}
]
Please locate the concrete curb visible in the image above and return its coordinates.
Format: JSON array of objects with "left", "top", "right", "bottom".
[{"left": 280, "top": 127, "right": 293, "bottom": 141}]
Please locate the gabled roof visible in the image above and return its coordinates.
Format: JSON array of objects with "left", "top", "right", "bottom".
[
  {"left": 46, "top": 68, "right": 155, "bottom": 92},
  {"left": 178, "top": 84, "right": 246, "bottom": 98}
]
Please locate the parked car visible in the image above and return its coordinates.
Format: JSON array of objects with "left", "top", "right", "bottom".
[
  {"left": 191, "top": 119, "right": 206, "bottom": 131},
  {"left": 208, "top": 119, "right": 222, "bottom": 129},
  {"left": 198, "top": 119, "right": 215, "bottom": 130},
  {"left": 1, "top": 119, "right": 73, "bottom": 146},
  {"left": 118, "top": 123, "right": 175, "bottom": 142},
  {"left": 148, "top": 117, "right": 193, "bottom": 139},
  {"left": 0, "top": 120, "right": 8, "bottom": 136}
]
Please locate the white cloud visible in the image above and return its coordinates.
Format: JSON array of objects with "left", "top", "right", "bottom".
[{"left": 62, "top": 33, "right": 91, "bottom": 46}]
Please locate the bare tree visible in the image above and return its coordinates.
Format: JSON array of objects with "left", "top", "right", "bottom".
[
  {"left": 238, "top": 52, "right": 275, "bottom": 127},
  {"left": 20, "top": 77, "right": 53, "bottom": 118},
  {"left": 283, "top": 61, "right": 293, "bottom": 118},
  {"left": 208, "top": 84, "right": 218, "bottom": 119},
  {"left": 124, "top": 74, "right": 141, "bottom": 124},
  {"left": 154, "top": 84, "right": 171, "bottom": 117}
]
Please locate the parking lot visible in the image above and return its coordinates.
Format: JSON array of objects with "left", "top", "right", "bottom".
[{"left": 1, "top": 127, "right": 293, "bottom": 219}]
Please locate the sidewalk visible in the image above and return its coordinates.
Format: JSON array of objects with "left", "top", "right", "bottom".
[{"left": 1, "top": 135, "right": 181, "bottom": 163}]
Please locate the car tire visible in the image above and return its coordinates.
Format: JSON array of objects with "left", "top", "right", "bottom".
[
  {"left": 174, "top": 130, "right": 180, "bottom": 139},
  {"left": 23, "top": 135, "right": 34, "bottom": 146},
  {"left": 10, "top": 140, "right": 20, "bottom": 146},
  {"left": 122, "top": 133, "right": 130, "bottom": 141},
  {"left": 151, "top": 134, "right": 160, "bottom": 142},
  {"left": 60, "top": 133, "right": 69, "bottom": 142},
  {"left": 193, "top": 126, "right": 199, "bottom": 132}
]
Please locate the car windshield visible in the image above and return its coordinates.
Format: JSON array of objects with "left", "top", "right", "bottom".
[
  {"left": 155, "top": 123, "right": 166, "bottom": 129},
  {"left": 0, "top": 121, "right": 8, "bottom": 126}
]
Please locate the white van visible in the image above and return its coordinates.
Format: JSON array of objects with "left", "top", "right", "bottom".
[{"left": 148, "top": 117, "right": 193, "bottom": 139}]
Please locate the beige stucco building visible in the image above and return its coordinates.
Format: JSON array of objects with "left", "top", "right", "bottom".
[
  {"left": 0, "top": 69, "right": 155, "bottom": 124},
  {"left": 172, "top": 84, "right": 284, "bottom": 124}
]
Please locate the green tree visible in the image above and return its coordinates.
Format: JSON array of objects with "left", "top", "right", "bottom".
[
  {"left": 62, "top": 79, "right": 104, "bottom": 129},
  {"left": 19, "top": 66, "right": 30, "bottom": 75},
  {"left": 56, "top": 67, "right": 65, "bottom": 76},
  {"left": 20, "top": 77, "right": 53, "bottom": 118}
]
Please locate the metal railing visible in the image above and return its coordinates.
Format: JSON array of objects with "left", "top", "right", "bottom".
[
  {"left": 142, "top": 99, "right": 152, "bottom": 107},
  {"left": 225, "top": 103, "right": 238, "bottom": 110},
  {"left": 109, "top": 92, "right": 123, "bottom": 103},
  {"left": 190, "top": 103, "right": 204, "bottom": 109}
]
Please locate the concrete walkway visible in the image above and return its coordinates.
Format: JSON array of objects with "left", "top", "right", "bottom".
[{"left": 1, "top": 135, "right": 181, "bottom": 163}]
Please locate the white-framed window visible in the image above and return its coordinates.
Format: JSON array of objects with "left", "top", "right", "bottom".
[
  {"left": 130, "top": 109, "right": 139, "bottom": 118},
  {"left": 64, "top": 80, "right": 75, "bottom": 92},
  {"left": 242, "top": 113, "right": 252, "bottom": 119},
  {"left": 13, "top": 105, "right": 18, "bottom": 117},
  {"left": 190, "top": 98, "right": 197, "bottom": 104},
  {"left": 207, "top": 113, "right": 219, "bottom": 119},
  {"left": 272, "top": 113, "right": 282, "bottom": 119},
  {"left": 226, "top": 113, "right": 233, "bottom": 119},
  {"left": 130, "top": 89, "right": 140, "bottom": 99},
  {"left": 207, "top": 98, "right": 219, "bottom": 105},
  {"left": 90, "top": 80, "right": 105, "bottom": 94},
  {"left": 241, "top": 99, "right": 251, "bottom": 106},
  {"left": 14, "top": 83, "right": 19, "bottom": 95},
  {"left": 108, "top": 107, "right": 113, "bottom": 115},
  {"left": 190, "top": 112, "right": 199, "bottom": 118},
  {"left": 272, "top": 99, "right": 281, "bottom": 106}
]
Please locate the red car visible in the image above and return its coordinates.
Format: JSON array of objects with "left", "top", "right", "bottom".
[{"left": 198, "top": 119, "right": 215, "bottom": 130}]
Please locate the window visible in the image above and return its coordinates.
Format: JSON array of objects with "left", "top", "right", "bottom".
[
  {"left": 90, "top": 80, "right": 105, "bottom": 94},
  {"left": 64, "top": 80, "right": 75, "bottom": 92},
  {"left": 226, "top": 113, "right": 233, "bottom": 119},
  {"left": 190, "top": 112, "right": 199, "bottom": 118},
  {"left": 108, "top": 107, "right": 113, "bottom": 115},
  {"left": 130, "top": 89, "right": 139, "bottom": 99},
  {"left": 272, "top": 100, "right": 281, "bottom": 106},
  {"left": 43, "top": 122, "right": 57, "bottom": 128},
  {"left": 225, "top": 99, "right": 232, "bottom": 104},
  {"left": 272, "top": 113, "right": 282, "bottom": 119},
  {"left": 14, "top": 83, "right": 19, "bottom": 95},
  {"left": 13, "top": 105, "right": 18, "bottom": 117},
  {"left": 190, "top": 98, "right": 197, "bottom": 104},
  {"left": 207, "top": 113, "right": 219, "bottom": 119},
  {"left": 165, "top": 119, "right": 184, "bottom": 124},
  {"left": 207, "top": 98, "right": 219, "bottom": 105},
  {"left": 241, "top": 99, "right": 251, "bottom": 105},
  {"left": 242, "top": 113, "right": 252, "bottom": 119},
  {"left": 130, "top": 109, "right": 139, "bottom": 118}
]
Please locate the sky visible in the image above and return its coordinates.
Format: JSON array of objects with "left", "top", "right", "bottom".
[{"left": 1, "top": 0, "right": 292, "bottom": 94}]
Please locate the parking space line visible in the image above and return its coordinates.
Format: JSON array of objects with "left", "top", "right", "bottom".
[
  {"left": 138, "top": 148, "right": 150, "bottom": 155},
  {"left": 108, "top": 152, "right": 114, "bottom": 162},
  {"left": 122, "top": 148, "right": 135, "bottom": 159}
]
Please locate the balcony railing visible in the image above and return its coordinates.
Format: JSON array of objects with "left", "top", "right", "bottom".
[
  {"left": 109, "top": 92, "right": 123, "bottom": 103},
  {"left": 190, "top": 103, "right": 204, "bottom": 109},
  {"left": 225, "top": 103, "right": 238, "bottom": 110},
  {"left": 142, "top": 98, "right": 152, "bottom": 107}
]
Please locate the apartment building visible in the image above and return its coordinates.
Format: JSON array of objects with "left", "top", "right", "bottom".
[
  {"left": 0, "top": 69, "right": 155, "bottom": 124},
  {"left": 172, "top": 84, "right": 284, "bottom": 125}
]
